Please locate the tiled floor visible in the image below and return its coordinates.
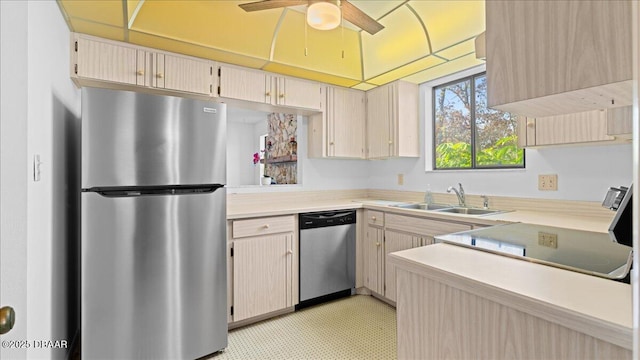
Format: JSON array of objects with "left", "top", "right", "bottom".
[{"left": 209, "top": 295, "right": 397, "bottom": 360}]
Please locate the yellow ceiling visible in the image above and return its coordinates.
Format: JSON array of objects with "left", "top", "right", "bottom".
[{"left": 57, "top": 0, "right": 486, "bottom": 88}]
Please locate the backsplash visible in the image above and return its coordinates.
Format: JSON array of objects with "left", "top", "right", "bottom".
[{"left": 266, "top": 113, "right": 297, "bottom": 185}]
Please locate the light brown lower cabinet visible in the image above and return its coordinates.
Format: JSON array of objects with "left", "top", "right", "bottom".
[
  {"left": 228, "top": 215, "right": 297, "bottom": 323},
  {"left": 364, "top": 211, "right": 475, "bottom": 302},
  {"left": 395, "top": 268, "right": 631, "bottom": 359}
]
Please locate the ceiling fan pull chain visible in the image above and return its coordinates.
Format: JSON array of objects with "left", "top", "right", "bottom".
[
  {"left": 341, "top": 1, "right": 345, "bottom": 59},
  {"left": 304, "top": 11, "right": 308, "bottom": 57}
]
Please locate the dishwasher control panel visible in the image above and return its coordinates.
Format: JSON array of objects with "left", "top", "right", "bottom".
[{"left": 299, "top": 210, "right": 356, "bottom": 229}]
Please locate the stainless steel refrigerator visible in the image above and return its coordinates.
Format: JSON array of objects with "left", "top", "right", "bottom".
[{"left": 81, "top": 88, "right": 227, "bottom": 359}]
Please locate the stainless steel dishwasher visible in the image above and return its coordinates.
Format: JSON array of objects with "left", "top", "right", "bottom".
[{"left": 298, "top": 210, "right": 356, "bottom": 308}]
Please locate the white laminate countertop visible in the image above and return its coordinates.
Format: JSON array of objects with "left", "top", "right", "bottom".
[
  {"left": 228, "top": 198, "right": 613, "bottom": 234},
  {"left": 388, "top": 243, "right": 633, "bottom": 349}
]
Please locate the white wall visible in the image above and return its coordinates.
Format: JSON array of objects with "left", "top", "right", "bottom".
[
  {"left": 366, "top": 66, "right": 633, "bottom": 202},
  {"left": 227, "top": 121, "right": 265, "bottom": 186},
  {"left": 26, "top": 2, "right": 81, "bottom": 359},
  {"left": 227, "top": 115, "right": 370, "bottom": 193},
  {"left": 0, "top": 2, "right": 29, "bottom": 359}
]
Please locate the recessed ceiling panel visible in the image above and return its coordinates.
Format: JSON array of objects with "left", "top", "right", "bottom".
[
  {"left": 351, "top": 82, "right": 377, "bottom": 91},
  {"left": 367, "top": 55, "right": 445, "bottom": 85},
  {"left": 128, "top": 31, "right": 269, "bottom": 69},
  {"left": 271, "top": 10, "right": 362, "bottom": 80},
  {"left": 410, "top": 0, "right": 484, "bottom": 52},
  {"left": 67, "top": 19, "right": 126, "bottom": 42},
  {"left": 130, "top": 1, "right": 278, "bottom": 60},
  {"left": 361, "top": 5, "right": 429, "bottom": 80},
  {"left": 263, "top": 62, "right": 361, "bottom": 88},
  {"left": 435, "top": 38, "right": 476, "bottom": 61},
  {"left": 402, "top": 53, "right": 484, "bottom": 84},
  {"left": 59, "top": 0, "right": 125, "bottom": 27},
  {"left": 348, "top": 1, "right": 406, "bottom": 21}
]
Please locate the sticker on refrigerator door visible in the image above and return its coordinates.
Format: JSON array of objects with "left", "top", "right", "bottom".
[{"left": 203, "top": 107, "right": 217, "bottom": 114}]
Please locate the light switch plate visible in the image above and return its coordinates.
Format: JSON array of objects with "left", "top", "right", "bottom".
[
  {"left": 538, "top": 174, "right": 558, "bottom": 191},
  {"left": 538, "top": 232, "right": 558, "bottom": 248}
]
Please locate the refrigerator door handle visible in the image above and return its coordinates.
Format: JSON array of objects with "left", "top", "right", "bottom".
[{"left": 84, "top": 184, "right": 225, "bottom": 198}]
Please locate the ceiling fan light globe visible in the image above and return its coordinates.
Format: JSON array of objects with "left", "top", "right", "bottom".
[{"left": 307, "top": 2, "right": 341, "bottom": 31}]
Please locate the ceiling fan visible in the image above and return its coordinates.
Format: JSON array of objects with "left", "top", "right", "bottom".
[{"left": 239, "top": 0, "right": 384, "bottom": 35}]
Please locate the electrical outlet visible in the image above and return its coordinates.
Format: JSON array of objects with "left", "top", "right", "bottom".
[
  {"left": 538, "top": 174, "right": 558, "bottom": 191},
  {"left": 538, "top": 232, "right": 558, "bottom": 248},
  {"left": 397, "top": 174, "right": 404, "bottom": 185}
]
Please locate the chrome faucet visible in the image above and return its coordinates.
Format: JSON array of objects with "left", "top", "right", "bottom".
[
  {"left": 481, "top": 195, "right": 489, "bottom": 209},
  {"left": 447, "top": 183, "right": 466, "bottom": 207}
]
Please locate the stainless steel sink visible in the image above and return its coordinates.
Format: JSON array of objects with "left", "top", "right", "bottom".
[
  {"left": 392, "top": 203, "right": 453, "bottom": 210},
  {"left": 435, "top": 207, "right": 504, "bottom": 215}
]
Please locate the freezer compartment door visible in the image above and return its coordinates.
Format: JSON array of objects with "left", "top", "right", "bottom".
[
  {"left": 81, "top": 189, "right": 227, "bottom": 359},
  {"left": 81, "top": 87, "right": 226, "bottom": 188}
]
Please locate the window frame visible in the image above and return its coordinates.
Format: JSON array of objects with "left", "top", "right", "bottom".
[{"left": 431, "top": 71, "right": 525, "bottom": 171}]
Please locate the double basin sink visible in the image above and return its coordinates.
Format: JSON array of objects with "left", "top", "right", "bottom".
[{"left": 391, "top": 203, "right": 506, "bottom": 216}]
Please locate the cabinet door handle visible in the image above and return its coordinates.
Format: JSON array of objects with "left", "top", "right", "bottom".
[
  {"left": 329, "top": 142, "right": 335, "bottom": 145},
  {"left": 371, "top": 216, "right": 376, "bottom": 221},
  {"left": 279, "top": 94, "right": 285, "bottom": 98},
  {"left": 388, "top": 140, "right": 393, "bottom": 145},
  {"left": 156, "top": 73, "right": 164, "bottom": 79},
  {"left": 375, "top": 242, "right": 380, "bottom": 247},
  {"left": 136, "top": 70, "right": 145, "bottom": 76},
  {"left": 286, "top": 249, "right": 293, "bottom": 255},
  {"left": 527, "top": 121, "right": 535, "bottom": 128},
  {"left": 265, "top": 92, "right": 271, "bottom": 96}
]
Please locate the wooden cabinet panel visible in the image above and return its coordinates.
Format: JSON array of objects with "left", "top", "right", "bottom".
[
  {"left": 366, "top": 210, "right": 384, "bottom": 227},
  {"left": 219, "top": 65, "right": 272, "bottom": 104},
  {"left": 366, "top": 81, "right": 419, "bottom": 159},
  {"left": 75, "top": 36, "right": 144, "bottom": 86},
  {"left": 276, "top": 77, "right": 322, "bottom": 111},
  {"left": 232, "top": 215, "right": 295, "bottom": 239},
  {"left": 396, "top": 269, "right": 631, "bottom": 359},
  {"left": 385, "top": 213, "right": 471, "bottom": 237},
  {"left": 364, "top": 224, "right": 384, "bottom": 295},
  {"left": 384, "top": 231, "right": 423, "bottom": 302},
  {"left": 607, "top": 106, "right": 633, "bottom": 137},
  {"left": 366, "top": 85, "right": 392, "bottom": 159},
  {"left": 535, "top": 111, "right": 612, "bottom": 145},
  {"left": 486, "top": 0, "right": 632, "bottom": 117},
  {"left": 232, "top": 233, "right": 294, "bottom": 322},
  {"left": 153, "top": 53, "right": 213, "bottom": 95},
  {"left": 328, "top": 87, "right": 365, "bottom": 158}
]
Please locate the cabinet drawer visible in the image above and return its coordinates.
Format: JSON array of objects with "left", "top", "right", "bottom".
[
  {"left": 232, "top": 215, "right": 295, "bottom": 239},
  {"left": 386, "top": 213, "right": 471, "bottom": 237},
  {"left": 367, "top": 210, "right": 385, "bottom": 227}
]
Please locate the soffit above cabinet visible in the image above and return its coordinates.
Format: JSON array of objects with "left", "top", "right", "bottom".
[{"left": 56, "top": 0, "right": 485, "bottom": 89}]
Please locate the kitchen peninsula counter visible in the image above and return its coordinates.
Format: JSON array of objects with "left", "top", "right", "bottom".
[{"left": 388, "top": 243, "right": 632, "bottom": 359}]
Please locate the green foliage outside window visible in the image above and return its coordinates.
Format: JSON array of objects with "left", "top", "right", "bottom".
[{"left": 433, "top": 73, "right": 524, "bottom": 170}]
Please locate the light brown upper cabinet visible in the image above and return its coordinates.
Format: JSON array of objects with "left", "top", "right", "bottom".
[
  {"left": 366, "top": 81, "right": 419, "bottom": 159},
  {"left": 308, "top": 86, "right": 366, "bottom": 159},
  {"left": 152, "top": 53, "right": 214, "bottom": 96},
  {"left": 516, "top": 107, "right": 632, "bottom": 148},
  {"left": 72, "top": 33, "right": 215, "bottom": 97},
  {"left": 486, "top": 1, "right": 632, "bottom": 117},
  {"left": 218, "top": 65, "right": 322, "bottom": 112},
  {"left": 218, "top": 65, "right": 273, "bottom": 104},
  {"left": 73, "top": 35, "right": 148, "bottom": 87}
]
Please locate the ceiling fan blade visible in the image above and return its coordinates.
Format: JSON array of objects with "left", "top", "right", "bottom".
[
  {"left": 341, "top": 0, "right": 384, "bottom": 35},
  {"left": 239, "top": 0, "right": 308, "bottom": 12}
]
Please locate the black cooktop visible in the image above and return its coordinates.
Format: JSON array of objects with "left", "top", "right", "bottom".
[{"left": 435, "top": 223, "right": 633, "bottom": 281}]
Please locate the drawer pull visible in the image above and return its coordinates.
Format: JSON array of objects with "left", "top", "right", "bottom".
[
  {"left": 263, "top": 224, "right": 270, "bottom": 229},
  {"left": 371, "top": 216, "right": 377, "bottom": 221}
]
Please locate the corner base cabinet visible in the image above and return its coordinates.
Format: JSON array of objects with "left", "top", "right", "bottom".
[{"left": 228, "top": 215, "right": 298, "bottom": 323}]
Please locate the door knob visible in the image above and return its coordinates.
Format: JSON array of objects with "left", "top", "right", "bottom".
[{"left": 0, "top": 306, "right": 15, "bottom": 335}]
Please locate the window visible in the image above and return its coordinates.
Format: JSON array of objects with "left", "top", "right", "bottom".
[{"left": 433, "top": 73, "right": 524, "bottom": 170}]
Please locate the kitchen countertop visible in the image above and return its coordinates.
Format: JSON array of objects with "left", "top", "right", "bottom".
[
  {"left": 388, "top": 243, "right": 633, "bottom": 349},
  {"left": 228, "top": 198, "right": 613, "bottom": 233}
]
